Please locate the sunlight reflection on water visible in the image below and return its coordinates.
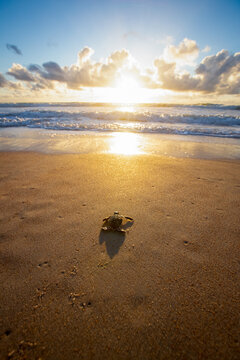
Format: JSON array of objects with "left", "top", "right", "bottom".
[
  {"left": 108, "top": 132, "right": 144, "bottom": 155},
  {"left": 0, "top": 128, "right": 239, "bottom": 159},
  {"left": 116, "top": 105, "right": 136, "bottom": 113}
]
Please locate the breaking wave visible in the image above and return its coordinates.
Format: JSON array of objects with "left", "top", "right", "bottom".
[{"left": 0, "top": 103, "right": 240, "bottom": 138}]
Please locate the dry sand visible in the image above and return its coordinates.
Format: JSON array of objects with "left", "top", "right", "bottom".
[{"left": 0, "top": 152, "right": 239, "bottom": 359}]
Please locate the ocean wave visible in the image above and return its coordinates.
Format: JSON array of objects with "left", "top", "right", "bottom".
[
  {"left": 0, "top": 119, "right": 239, "bottom": 138},
  {"left": 1, "top": 109, "right": 240, "bottom": 125},
  {"left": 0, "top": 102, "right": 239, "bottom": 110},
  {"left": 0, "top": 104, "right": 240, "bottom": 138}
]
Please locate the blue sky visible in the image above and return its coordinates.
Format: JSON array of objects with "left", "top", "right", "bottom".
[
  {"left": 0, "top": 0, "right": 240, "bottom": 103},
  {"left": 1, "top": 0, "right": 240, "bottom": 70}
]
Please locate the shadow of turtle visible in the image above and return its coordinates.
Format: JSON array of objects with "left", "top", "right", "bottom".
[
  {"left": 99, "top": 219, "right": 134, "bottom": 258},
  {"left": 99, "top": 230, "right": 126, "bottom": 259}
]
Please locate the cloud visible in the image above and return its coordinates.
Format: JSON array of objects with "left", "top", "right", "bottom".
[
  {"left": 154, "top": 49, "right": 240, "bottom": 94},
  {"left": 108, "top": 49, "right": 130, "bottom": 67},
  {"left": 42, "top": 62, "right": 66, "bottom": 81},
  {"left": 77, "top": 47, "right": 94, "bottom": 66},
  {"left": 7, "top": 63, "right": 35, "bottom": 81},
  {"left": 26, "top": 47, "right": 135, "bottom": 90},
  {"left": 163, "top": 38, "right": 199, "bottom": 65},
  {"left": 196, "top": 50, "right": 240, "bottom": 93},
  {"left": 158, "top": 35, "right": 174, "bottom": 45},
  {"left": 28, "top": 62, "right": 66, "bottom": 82},
  {"left": 6, "top": 43, "right": 22, "bottom": 55},
  {"left": 154, "top": 58, "right": 200, "bottom": 91},
  {"left": 30, "top": 78, "right": 55, "bottom": 91},
  {"left": 28, "top": 64, "right": 42, "bottom": 72},
  {"left": 202, "top": 45, "right": 211, "bottom": 53},
  {"left": 0, "top": 73, "right": 8, "bottom": 87},
  {"left": 3, "top": 41, "right": 240, "bottom": 96},
  {"left": 0, "top": 72, "right": 23, "bottom": 90}
]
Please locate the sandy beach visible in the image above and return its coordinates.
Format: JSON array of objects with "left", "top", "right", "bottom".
[{"left": 0, "top": 151, "right": 240, "bottom": 359}]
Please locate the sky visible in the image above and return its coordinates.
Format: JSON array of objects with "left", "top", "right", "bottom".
[{"left": 0, "top": 0, "right": 240, "bottom": 103}]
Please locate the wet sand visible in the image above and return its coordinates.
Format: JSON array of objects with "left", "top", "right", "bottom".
[{"left": 0, "top": 152, "right": 239, "bottom": 359}]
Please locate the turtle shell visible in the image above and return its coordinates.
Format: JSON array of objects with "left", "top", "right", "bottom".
[{"left": 108, "top": 215, "right": 123, "bottom": 229}]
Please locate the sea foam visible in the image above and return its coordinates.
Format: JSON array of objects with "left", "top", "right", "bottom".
[{"left": 0, "top": 103, "right": 239, "bottom": 138}]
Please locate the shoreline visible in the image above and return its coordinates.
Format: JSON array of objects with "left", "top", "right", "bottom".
[
  {"left": 1, "top": 127, "right": 240, "bottom": 160},
  {"left": 0, "top": 152, "right": 240, "bottom": 359},
  {"left": 1, "top": 150, "right": 240, "bottom": 165}
]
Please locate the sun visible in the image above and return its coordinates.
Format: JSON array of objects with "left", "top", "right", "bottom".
[
  {"left": 88, "top": 74, "right": 164, "bottom": 104},
  {"left": 113, "top": 75, "right": 143, "bottom": 103},
  {"left": 92, "top": 76, "right": 146, "bottom": 103},
  {"left": 115, "top": 75, "right": 139, "bottom": 90}
]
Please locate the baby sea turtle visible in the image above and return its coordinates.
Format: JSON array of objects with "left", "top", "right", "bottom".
[{"left": 102, "top": 211, "right": 134, "bottom": 233}]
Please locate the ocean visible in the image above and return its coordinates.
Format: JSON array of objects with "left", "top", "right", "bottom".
[
  {"left": 0, "top": 103, "right": 240, "bottom": 137},
  {"left": 0, "top": 103, "right": 240, "bottom": 158}
]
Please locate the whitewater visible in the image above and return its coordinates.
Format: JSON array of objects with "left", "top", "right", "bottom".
[{"left": 0, "top": 103, "right": 240, "bottom": 138}]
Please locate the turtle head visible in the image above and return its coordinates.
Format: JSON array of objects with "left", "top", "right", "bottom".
[{"left": 114, "top": 211, "right": 119, "bottom": 215}]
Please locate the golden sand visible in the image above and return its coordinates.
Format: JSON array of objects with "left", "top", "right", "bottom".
[{"left": 0, "top": 152, "right": 239, "bottom": 359}]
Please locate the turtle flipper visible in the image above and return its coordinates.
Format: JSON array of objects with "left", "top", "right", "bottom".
[
  {"left": 101, "top": 226, "right": 109, "bottom": 231},
  {"left": 124, "top": 216, "right": 133, "bottom": 221},
  {"left": 117, "top": 227, "right": 126, "bottom": 233},
  {"left": 103, "top": 216, "right": 110, "bottom": 222}
]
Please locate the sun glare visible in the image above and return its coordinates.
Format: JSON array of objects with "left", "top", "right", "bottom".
[
  {"left": 109, "top": 132, "right": 143, "bottom": 155},
  {"left": 113, "top": 75, "right": 143, "bottom": 103},
  {"left": 117, "top": 105, "right": 136, "bottom": 112}
]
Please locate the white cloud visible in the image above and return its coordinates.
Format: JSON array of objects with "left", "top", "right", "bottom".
[
  {"left": 77, "top": 47, "right": 94, "bottom": 66},
  {"left": 154, "top": 49, "right": 240, "bottom": 94},
  {"left": 163, "top": 38, "right": 199, "bottom": 65},
  {"left": 7, "top": 63, "right": 35, "bottom": 81},
  {"left": 25, "top": 48, "right": 141, "bottom": 90},
  {"left": 196, "top": 50, "right": 240, "bottom": 93},
  {"left": 1, "top": 42, "right": 240, "bottom": 96},
  {"left": 202, "top": 45, "right": 211, "bottom": 53},
  {"left": 154, "top": 58, "right": 200, "bottom": 91}
]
